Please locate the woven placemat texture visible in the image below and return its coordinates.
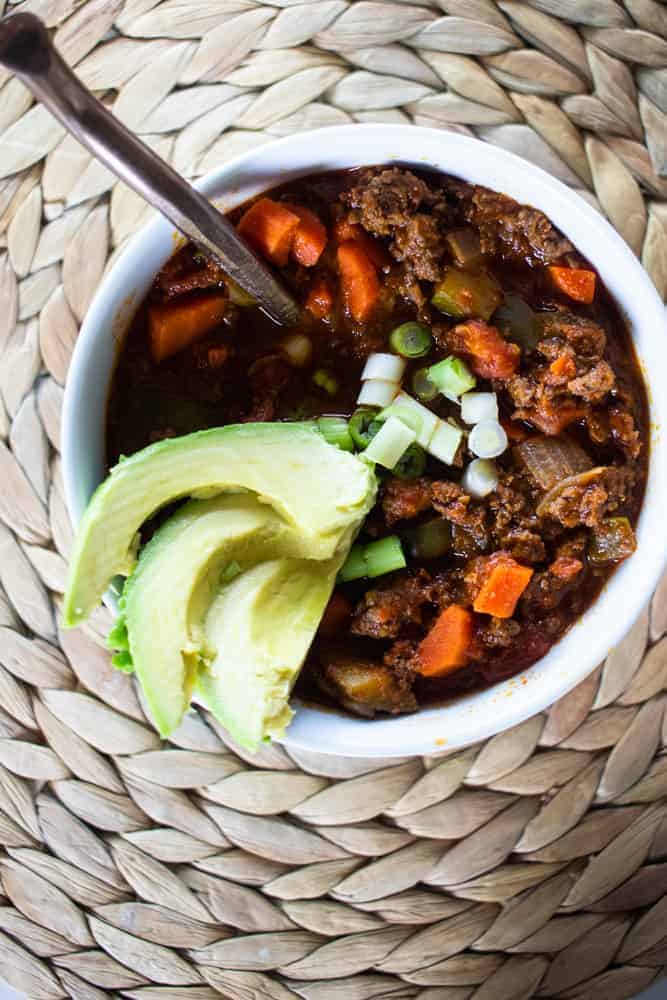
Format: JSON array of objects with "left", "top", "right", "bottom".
[{"left": 0, "top": 1, "right": 666, "bottom": 998}]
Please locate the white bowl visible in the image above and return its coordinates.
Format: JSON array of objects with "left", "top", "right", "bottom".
[{"left": 63, "top": 124, "right": 667, "bottom": 758}]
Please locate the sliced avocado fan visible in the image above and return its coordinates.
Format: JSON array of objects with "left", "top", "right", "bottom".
[
  {"left": 63, "top": 422, "right": 377, "bottom": 627},
  {"left": 198, "top": 555, "right": 344, "bottom": 750},
  {"left": 109, "top": 494, "right": 298, "bottom": 736}
]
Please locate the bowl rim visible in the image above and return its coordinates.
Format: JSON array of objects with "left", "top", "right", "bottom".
[{"left": 62, "top": 123, "right": 667, "bottom": 758}]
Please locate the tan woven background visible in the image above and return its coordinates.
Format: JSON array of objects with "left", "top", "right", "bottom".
[{"left": 0, "top": 1, "right": 666, "bottom": 998}]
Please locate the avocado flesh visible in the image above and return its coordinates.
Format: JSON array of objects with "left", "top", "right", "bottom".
[
  {"left": 198, "top": 555, "right": 344, "bottom": 750},
  {"left": 117, "top": 494, "right": 297, "bottom": 736},
  {"left": 63, "top": 422, "right": 377, "bottom": 627}
]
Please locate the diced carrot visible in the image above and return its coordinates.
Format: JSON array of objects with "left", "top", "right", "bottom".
[
  {"left": 305, "top": 277, "right": 334, "bottom": 320},
  {"left": 549, "top": 354, "right": 576, "bottom": 379},
  {"left": 318, "top": 592, "right": 352, "bottom": 638},
  {"left": 337, "top": 240, "right": 380, "bottom": 324},
  {"left": 148, "top": 292, "right": 227, "bottom": 363},
  {"left": 501, "top": 417, "right": 529, "bottom": 443},
  {"left": 548, "top": 266, "right": 596, "bottom": 305},
  {"left": 237, "top": 197, "right": 300, "bottom": 266},
  {"left": 288, "top": 205, "right": 327, "bottom": 267},
  {"left": 451, "top": 319, "right": 520, "bottom": 380},
  {"left": 207, "top": 345, "right": 229, "bottom": 369},
  {"left": 473, "top": 553, "right": 534, "bottom": 619},
  {"left": 418, "top": 605, "right": 474, "bottom": 678},
  {"left": 333, "top": 218, "right": 389, "bottom": 269}
]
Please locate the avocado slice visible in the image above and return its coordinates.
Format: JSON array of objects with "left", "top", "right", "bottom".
[
  {"left": 198, "top": 555, "right": 344, "bottom": 749},
  {"left": 112, "top": 494, "right": 295, "bottom": 736},
  {"left": 63, "top": 422, "right": 377, "bottom": 627}
]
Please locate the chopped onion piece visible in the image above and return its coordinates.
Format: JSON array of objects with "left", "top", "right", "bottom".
[
  {"left": 428, "top": 420, "right": 463, "bottom": 466},
  {"left": 281, "top": 333, "right": 312, "bottom": 367},
  {"left": 469, "top": 420, "right": 508, "bottom": 459},
  {"left": 462, "top": 458, "right": 499, "bottom": 498},
  {"left": 460, "top": 391, "right": 498, "bottom": 426},
  {"left": 357, "top": 379, "right": 399, "bottom": 409},
  {"left": 364, "top": 415, "right": 416, "bottom": 469},
  {"left": 514, "top": 435, "right": 592, "bottom": 491},
  {"left": 361, "top": 352, "right": 407, "bottom": 383},
  {"left": 386, "top": 391, "right": 439, "bottom": 448}
]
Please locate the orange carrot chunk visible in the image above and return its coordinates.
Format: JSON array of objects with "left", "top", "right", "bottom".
[
  {"left": 288, "top": 205, "right": 328, "bottom": 267},
  {"left": 473, "top": 554, "right": 534, "bottom": 619},
  {"left": 418, "top": 605, "right": 474, "bottom": 678},
  {"left": 319, "top": 592, "right": 352, "bottom": 638},
  {"left": 548, "top": 266, "right": 596, "bottom": 305},
  {"left": 337, "top": 240, "right": 380, "bottom": 324},
  {"left": 333, "top": 218, "right": 389, "bottom": 269},
  {"left": 237, "top": 197, "right": 300, "bottom": 266},
  {"left": 305, "top": 277, "right": 334, "bottom": 320},
  {"left": 148, "top": 292, "right": 227, "bottom": 364}
]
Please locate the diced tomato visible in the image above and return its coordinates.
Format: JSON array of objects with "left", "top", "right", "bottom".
[{"left": 451, "top": 319, "right": 520, "bottom": 380}]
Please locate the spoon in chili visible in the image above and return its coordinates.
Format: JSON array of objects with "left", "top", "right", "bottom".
[{"left": 0, "top": 12, "right": 301, "bottom": 326}]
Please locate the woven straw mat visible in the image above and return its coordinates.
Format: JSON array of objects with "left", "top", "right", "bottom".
[{"left": 0, "top": 1, "right": 667, "bottom": 998}]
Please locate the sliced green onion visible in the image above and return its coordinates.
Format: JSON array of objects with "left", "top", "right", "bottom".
[
  {"left": 392, "top": 391, "right": 439, "bottom": 448},
  {"left": 461, "top": 458, "right": 499, "bottom": 498},
  {"left": 364, "top": 415, "right": 416, "bottom": 469},
  {"left": 357, "top": 378, "right": 399, "bottom": 409},
  {"left": 393, "top": 443, "right": 426, "bottom": 480},
  {"left": 313, "top": 369, "right": 338, "bottom": 396},
  {"left": 282, "top": 333, "right": 312, "bottom": 367},
  {"left": 460, "top": 391, "right": 498, "bottom": 425},
  {"left": 349, "top": 408, "right": 380, "bottom": 449},
  {"left": 428, "top": 420, "right": 463, "bottom": 466},
  {"left": 403, "top": 518, "right": 452, "bottom": 560},
  {"left": 428, "top": 356, "right": 476, "bottom": 402},
  {"left": 317, "top": 417, "right": 354, "bottom": 451},
  {"left": 468, "top": 420, "right": 508, "bottom": 459},
  {"left": 339, "top": 536, "right": 406, "bottom": 582},
  {"left": 379, "top": 402, "right": 423, "bottom": 437},
  {"left": 389, "top": 321, "right": 432, "bottom": 359},
  {"left": 365, "top": 536, "right": 406, "bottom": 577},
  {"left": 361, "top": 352, "right": 406, "bottom": 383},
  {"left": 338, "top": 544, "right": 367, "bottom": 583},
  {"left": 412, "top": 366, "right": 439, "bottom": 402},
  {"left": 220, "top": 560, "right": 242, "bottom": 585}
]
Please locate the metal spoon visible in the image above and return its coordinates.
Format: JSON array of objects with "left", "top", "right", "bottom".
[{"left": 0, "top": 12, "right": 300, "bottom": 326}]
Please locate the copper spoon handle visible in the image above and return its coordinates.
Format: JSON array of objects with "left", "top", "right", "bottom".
[{"left": 0, "top": 12, "right": 300, "bottom": 326}]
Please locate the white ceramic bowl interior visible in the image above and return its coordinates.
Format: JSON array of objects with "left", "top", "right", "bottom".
[{"left": 63, "top": 124, "right": 667, "bottom": 757}]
